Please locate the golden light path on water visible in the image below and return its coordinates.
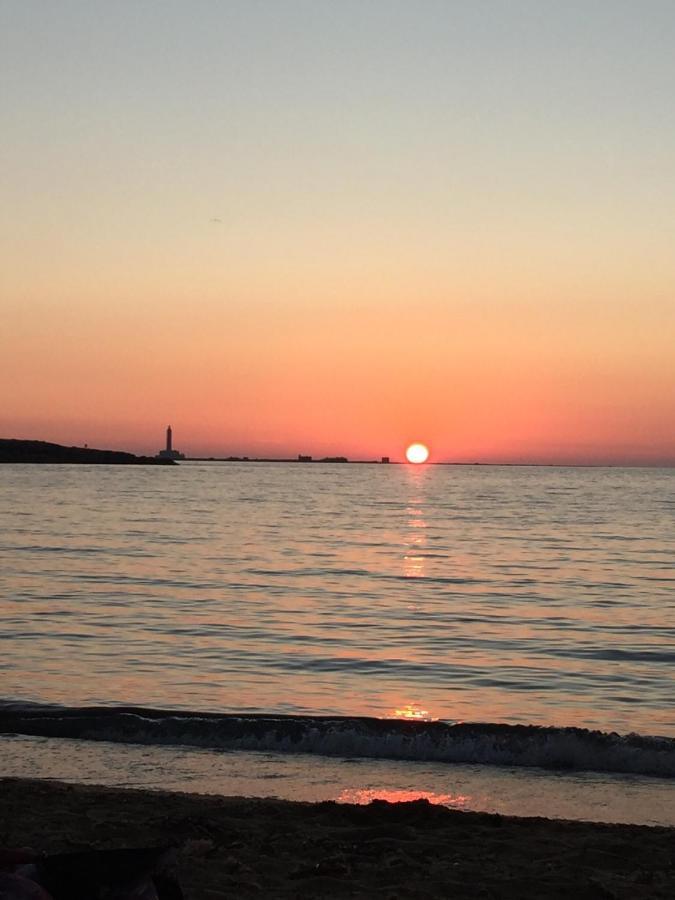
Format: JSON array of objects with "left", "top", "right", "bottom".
[
  {"left": 403, "top": 486, "right": 427, "bottom": 579},
  {"left": 396, "top": 465, "right": 436, "bottom": 718}
]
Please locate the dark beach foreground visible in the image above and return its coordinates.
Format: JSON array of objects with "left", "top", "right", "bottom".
[{"left": 1, "top": 778, "right": 674, "bottom": 898}]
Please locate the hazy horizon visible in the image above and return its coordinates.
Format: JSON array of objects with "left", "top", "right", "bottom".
[
  {"left": 3, "top": 1, "right": 675, "bottom": 466},
  {"left": 3, "top": 430, "right": 675, "bottom": 468}
]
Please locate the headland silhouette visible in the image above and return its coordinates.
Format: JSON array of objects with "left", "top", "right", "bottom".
[{"left": 0, "top": 439, "right": 175, "bottom": 466}]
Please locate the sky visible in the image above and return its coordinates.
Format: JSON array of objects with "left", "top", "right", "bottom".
[{"left": 2, "top": 0, "right": 674, "bottom": 463}]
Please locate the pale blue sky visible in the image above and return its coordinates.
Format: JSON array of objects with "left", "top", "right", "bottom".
[{"left": 4, "top": 0, "right": 675, "bottom": 244}]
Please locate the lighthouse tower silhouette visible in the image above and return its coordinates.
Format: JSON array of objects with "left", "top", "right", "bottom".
[{"left": 157, "top": 425, "right": 185, "bottom": 460}]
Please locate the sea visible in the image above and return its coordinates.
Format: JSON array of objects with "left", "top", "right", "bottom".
[{"left": 1, "top": 461, "right": 674, "bottom": 826}]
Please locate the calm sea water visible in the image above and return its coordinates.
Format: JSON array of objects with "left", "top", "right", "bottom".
[{"left": 2, "top": 462, "right": 673, "bottom": 735}]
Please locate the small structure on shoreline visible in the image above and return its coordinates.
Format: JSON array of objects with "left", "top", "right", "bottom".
[{"left": 157, "top": 425, "right": 185, "bottom": 460}]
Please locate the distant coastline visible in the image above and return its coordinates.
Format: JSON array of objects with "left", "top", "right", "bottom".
[
  {"left": 1, "top": 440, "right": 671, "bottom": 468},
  {"left": 0, "top": 439, "right": 174, "bottom": 465},
  {"left": 186, "top": 456, "right": 398, "bottom": 464}
]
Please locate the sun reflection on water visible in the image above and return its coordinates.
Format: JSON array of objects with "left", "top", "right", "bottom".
[
  {"left": 391, "top": 703, "right": 438, "bottom": 722},
  {"left": 404, "top": 499, "right": 427, "bottom": 578}
]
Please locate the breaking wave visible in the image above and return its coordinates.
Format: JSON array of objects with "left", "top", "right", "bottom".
[{"left": 1, "top": 703, "right": 674, "bottom": 778}]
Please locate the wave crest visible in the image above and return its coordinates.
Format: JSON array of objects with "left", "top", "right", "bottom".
[{"left": 1, "top": 705, "right": 673, "bottom": 778}]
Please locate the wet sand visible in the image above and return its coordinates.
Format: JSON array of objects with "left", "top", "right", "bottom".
[{"left": 1, "top": 777, "right": 674, "bottom": 898}]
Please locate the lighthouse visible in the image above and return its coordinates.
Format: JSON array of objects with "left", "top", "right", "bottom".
[{"left": 157, "top": 425, "right": 185, "bottom": 460}]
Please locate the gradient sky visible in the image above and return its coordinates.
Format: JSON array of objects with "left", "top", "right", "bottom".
[{"left": 2, "top": 0, "right": 674, "bottom": 463}]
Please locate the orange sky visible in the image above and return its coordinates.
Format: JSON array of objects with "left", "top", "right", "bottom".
[
  {"left": 4, "top": 272, "right": 673, "bottom": 463},
  {"left": 2, "top": 2, "right": 675, "bottom": 465}
]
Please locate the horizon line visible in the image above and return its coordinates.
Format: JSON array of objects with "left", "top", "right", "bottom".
[
  {"left": 2, "top": 436, "right": 673, "bottom": 470},
  {"left": 184, "top": 456, "right": 675, "bottom": 470}
]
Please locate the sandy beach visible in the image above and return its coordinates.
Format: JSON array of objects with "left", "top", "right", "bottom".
[{"left": 1, "top": 778, "right": 673, "bottom": 898}]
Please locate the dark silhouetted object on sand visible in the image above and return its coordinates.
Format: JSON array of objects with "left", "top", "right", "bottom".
[{"left": 0, "top": 846, "right": 183, "bottom": 899}]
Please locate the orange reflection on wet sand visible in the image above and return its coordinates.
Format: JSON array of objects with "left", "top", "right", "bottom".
[{"left": 338, "top": 788, "right": 469, "bottom": 808}]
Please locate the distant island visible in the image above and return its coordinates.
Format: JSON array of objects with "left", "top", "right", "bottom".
[{"left": 0, "top": 439, "right": 175, "bottom": 465}]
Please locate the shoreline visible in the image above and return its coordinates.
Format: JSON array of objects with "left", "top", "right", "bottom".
[
  {"left": 2, "top": 778, "right": 673, "bottom": 897},
  {"left": 3, "top": 705, "right": 673, "bottom": 779}
]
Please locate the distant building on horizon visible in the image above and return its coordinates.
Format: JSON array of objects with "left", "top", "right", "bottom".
[
  {"left": 381, "top": 456, "right": 390, "bottom": 464},
  {"left": 157, "top": 425, "right": 185, "bottom": 460}
]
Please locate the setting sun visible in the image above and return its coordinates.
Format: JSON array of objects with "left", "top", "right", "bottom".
[{"left": 405, "top": 443, "right": 430, "bottom": 464}]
